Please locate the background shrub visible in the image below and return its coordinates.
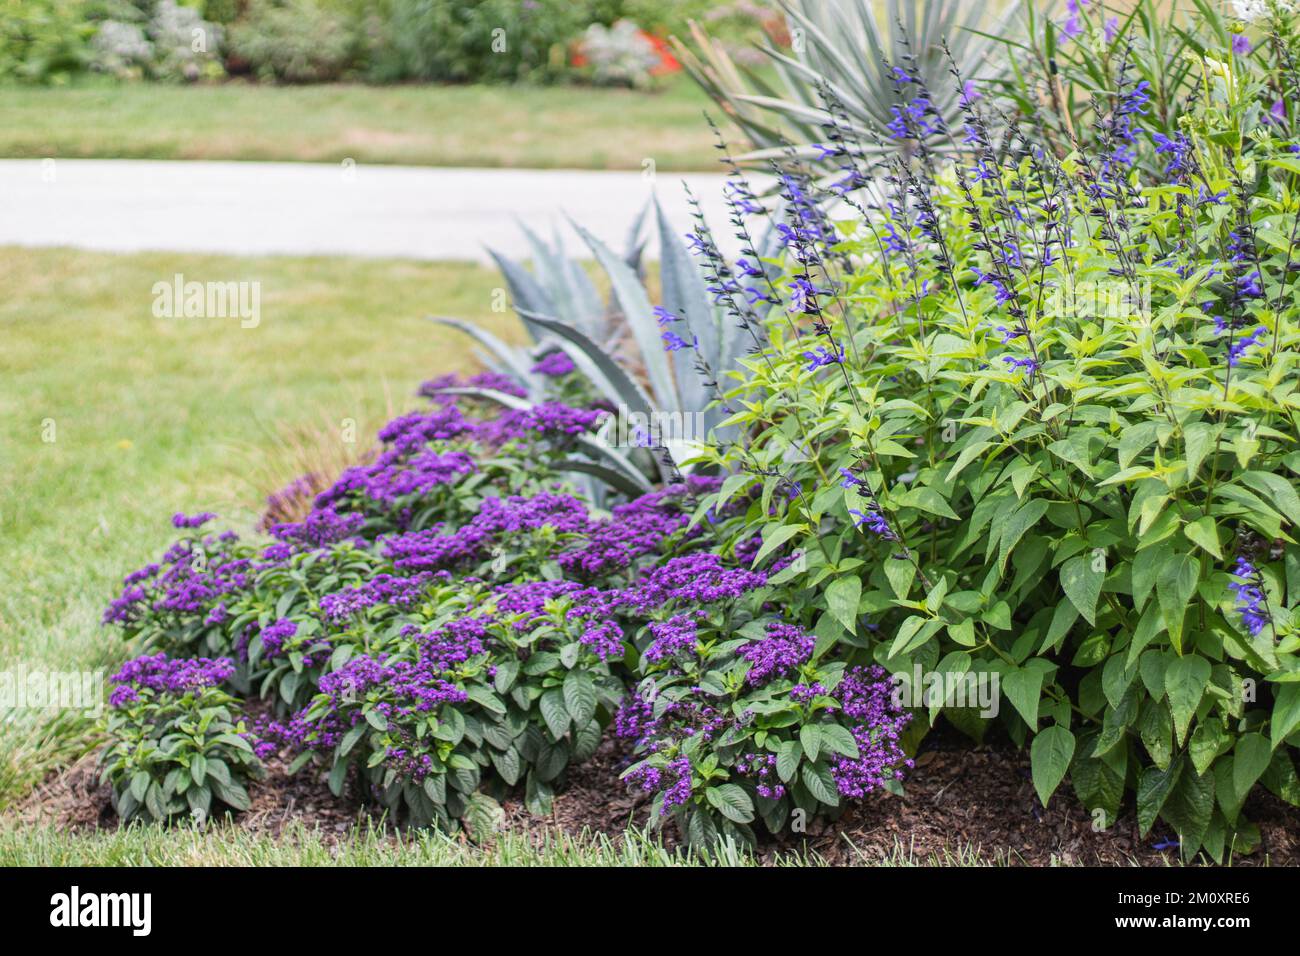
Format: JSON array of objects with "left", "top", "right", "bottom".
[{"left": 227, "top": 0, "right": 354, "bottom": 83}]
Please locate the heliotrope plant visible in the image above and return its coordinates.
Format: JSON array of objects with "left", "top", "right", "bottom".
[{"left": 99, "top": 654, "right": 262, "bottom": 823}]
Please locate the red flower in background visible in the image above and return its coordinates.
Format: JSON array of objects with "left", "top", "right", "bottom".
[{"left": 641, "top": 31, "right": 681, "bottom": 76}]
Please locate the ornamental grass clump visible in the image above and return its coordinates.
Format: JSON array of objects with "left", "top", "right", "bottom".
[{"left": 677, "top": 10, "right": 1300, "bottom": 860}]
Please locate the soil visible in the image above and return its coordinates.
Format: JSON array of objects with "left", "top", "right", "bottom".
[{"left": 12, "top": 727, "right": 1300, "bottom": 866}]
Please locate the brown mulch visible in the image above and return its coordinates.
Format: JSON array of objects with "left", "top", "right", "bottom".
[{"left": 12, "top": 728, "right": 1300, "bottom": 866}]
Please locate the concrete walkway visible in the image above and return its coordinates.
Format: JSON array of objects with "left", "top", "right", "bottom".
[{"left": 0, "top": 159, "right": 740, "bottom": 263}]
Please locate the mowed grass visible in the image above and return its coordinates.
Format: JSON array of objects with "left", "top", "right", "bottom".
[
  {"left": 0, "top": 79, "right": 720, "bottom": 171},
  {"left": 0, "top": 245, "right": 519, "bottom": 807},
  {"left": 0, "top": 819, "right": 1014, "bottom": 867}
]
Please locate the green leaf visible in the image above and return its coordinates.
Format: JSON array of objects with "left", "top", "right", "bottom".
[
  {"left": 1030, "top": 725, "right": 1076, "bottom": 806},
  {"left": 1047, "top": 434, "right": 1095, "bottom": 476},
  {"left": 799, "top": 724, "right": 822, "bottom": 763},
  {"left": 1139, "top": 701, "right": 1174, "bottom": 770},
  {"left": 190, "top": 754, "right": 207, "bottom": 787},
  {"left": 210, "top": 777, "right": 250, "bottom": 812},
  {"left": 1242, "top": 470, "right": 1300, "bottom": 525},
  {"left": 801, "top": 762, "right": 839, "bottom": 806},
  {"left": 889, "top": 615, "right": 940, "bottom": 657},
  {"left": 884, "top": 558, "right": 917, "bottom": 600},
  {"left": 489, "top": 746, "right": 522, "bottom": 786},
  {"left": 1137, "top": 759, "right": 1183, "bottom": 837},
  {"left": 328, "top": 757, "right": 350, "bottom": 797},
  {"left": 493, "top": 659, "right": 519, "bottom": 694},
  {"left": 1059, "top": 555, "right": 1103, "bottom": 626},
  {"left": 999, "top": 499, "right": 1050, "bottom": 572},
  {"left": 755, "top": 523, "right": 803, "bottom": 566},
  {"left": 706, "top": 783, "right": 755, "bottom": 824},
  {"left": 1233, "top": 733, "right": 1272, "bottom": 796},
  {"left": 776, "top": 740, "right": 802, "bottom": 783},
  {"left": 1190, "top": 719, "right": 1228, "bottom": 776},
  {"left": 130, "top": 771, "right": 150, "bottom": 803},
  {"left": 539, "top": 689, "right": 571, "bottom": 740},
  {"left": 1157, "top": 552, "right": 1199, "bottom": 653},
  {"left": 1183, "top": 421, "right": 1217, "bottom": 481},
  {"left": 1182, "top": 516, "right": 1223, "bottom": 560},
  {"left": 896, "top": 486, "right": 959, "bottom": 519},
  {"left": 1161, "top": 768, "right": 1215, "bottom": 858},
  {"left": 686, "top": 807, "right": 719, "bottom": 848},
  {"left": 946, "top": 439, "right": 993, "bottom": 482},
  {"left": 819, "top": 723, "right": 860, "bottom": 759},
  {"left": 562, "top": 669, "right": 597, "bottom": 727},
  {"left": 825, "top": 574, "right": 862, "bottom": 634},
  {"left": 1272, "top": 684, "right": 1300, "bottom": 750},
  {"left": 1164, "top": 655, "right": 1210, "bottom": 746},
  {"left": 1003, "top": 665, "right": 1045, "bottom": 731},
  {"left": 1041, "top": 601, "right": 1078, "bottom": 654}
]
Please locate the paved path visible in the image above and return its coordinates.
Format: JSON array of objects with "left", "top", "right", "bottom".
[{"left": 0, "top": 159, "right": 741, "bottom": 263}]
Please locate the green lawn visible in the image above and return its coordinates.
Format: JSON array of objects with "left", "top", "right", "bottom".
[
  {"left": 0, "top": 79, "right": 721, "bottom": 170},
  {"left": 0, "top": 245, "right": 519, "bottom": 807},
  {"left": 0, "top": 819, "right": 999, "bottom": 867}
]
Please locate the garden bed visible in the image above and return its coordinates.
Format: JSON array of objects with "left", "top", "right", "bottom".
[{"left": 19, "top": 724, "right": 1300, "bottom": 866}]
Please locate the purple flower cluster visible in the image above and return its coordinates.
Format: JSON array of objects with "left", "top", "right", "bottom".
[
  {"left": 172, "top": 512, "right": 217, "bottom": 529},
  {"left": 382, "top": 492, "right": 590, "bottom": 572},
  {"left": 319, "top": 450, "right": 476, "bottom": 509},
  {"left": 617, "top": 553, "right": 768, "bottom": 615},
  {"left": 319, "top": 572, "right": 437, "bottom": 623},
  {"left": 531, "top": 351, "right": 576, "bottom": 377},
  {"left": 625, "top": 756, "right": 693, "bottom": 815},
  {"left": 269, "top": 507, "right": 366, "bottom": 548},
  {"left": 103, "top": 532, "right": 265, "bottom": 628},
  {"left": 1230, "top": 556, "right": 1270, "bottom": 637},
  {"left": 419, "top": 371, "right": 528, "bottom": 400},
  {"left": 827, "top": 665, "right": 914, "bottom": 798},
  {"left": 257, "top": 618, "right": 298, "bottom": 659},
  {"left": 109, "top": 653, "right": 235, "bottom": 708},
  {"left": 738, "top": 621, "right": 815, "bottom": 685},
  {"left": 736, "top": 752, "right": 785, "bottom": 799},
  {"left": 644, "top": 614, "right": 700, "bottom": 662}
]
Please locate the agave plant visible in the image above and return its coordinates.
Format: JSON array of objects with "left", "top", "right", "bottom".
[
  {"left": 673, "top": 0, "right": 1025, "bottom": 165},
  {"left": 430, "top": 203, "right": 778, "bottom": 490}
]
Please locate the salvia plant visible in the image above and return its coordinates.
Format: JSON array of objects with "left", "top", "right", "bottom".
[
  {"left": 990, "top": 0, "right": 1256, "bottom": 170},
  {"left": 679, "top": 5, "right": 1300, "bottom": 861}
]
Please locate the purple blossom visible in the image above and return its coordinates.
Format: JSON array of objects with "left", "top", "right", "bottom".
[
  {"left": 172, "top": 512, "right": 217, "bottom": 529},
  {"left": 738, "top": 621, "right": 815, "bottom": 686},
  {"left": 531, "top": 350, "right": 575, "bottom": 378},
  {"left": 662, "top": 330, "right": 697, "bottom": 352},
  {"left": 849, "top": 507, "right": 896, "bottom": 540},
  {"left": 109, "top": 653, "right": 234, "bottom": 708},
  {"left": 1230, "top": 556, "right": 1270, "bottom": 636},
  {"left": 803, "top": 345, "right": 844, "bottom": 372}
]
